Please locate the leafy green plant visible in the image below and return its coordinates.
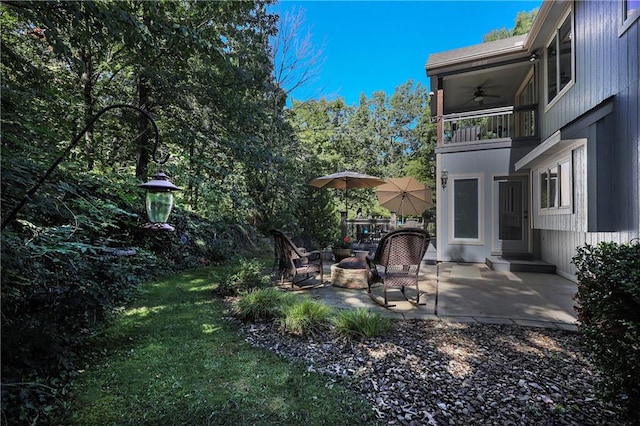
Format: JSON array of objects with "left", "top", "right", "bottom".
[
  {"left": 232, "top": 288, "right": 297, "bottom": 321},
  {"left": 0, "top": 163, "right": 243, "bottom": 424},
  {"left": 66, "top": 268, "right": 379, "bottom": 425},
  {"left": 213, "top": 258, "right": 272, "bottom": 297},
  {"left": 332, "top": 308, "right": 392, "bottom": 339},
  {"left": 573, "top": 240, "right": 640, "bottom": 419},
  {"left": 279, "top": 298, "right": 333, "bottom": 337},
  {"left": 333, "top": 236, "right": 352, "bottom": 249}
]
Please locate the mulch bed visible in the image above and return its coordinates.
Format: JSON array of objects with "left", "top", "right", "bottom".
[{"left": 237, "top": 318, "right": 627, "bottom": 425}]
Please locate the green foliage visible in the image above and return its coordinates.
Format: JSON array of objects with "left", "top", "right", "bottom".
[
  {"left": 572, "top": 240, "right": 640, "bottom": 418},
  {"left": 0, "top": 162, "right": 240, "bottom": 424},
  {"left": 214, "top": 258, "right": 273, "bottom": 297},
  {"left": 232, "top": 288, "right": 298, "bottom": 321},
  {"left": 332, "top": 308, "right": 392, "bottom": 339},
  {"left": 68, "top": 268, "right": 379, "bottom": 425},
  {"left": 1, "top": 0, "right": 440, "bottom": 422},
  {"left": 279, "top": 298, "right": 333, "bottom": 337},
  {"left": 333, "top": 235, "right": 352, "bottom": 249},
  {"left": 482, "top": 8, "right": 539, "bottom": 42}
]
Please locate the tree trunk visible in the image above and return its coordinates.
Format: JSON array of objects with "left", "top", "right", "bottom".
[
  {"left": 135, "top": 5, "right": 152, "bottom": 181},
  {"left": 135, "top": 74, "right": 151, "bottom": 181},
  {"left": 81, "top": 48, "right": 95, "bottom": 171}
]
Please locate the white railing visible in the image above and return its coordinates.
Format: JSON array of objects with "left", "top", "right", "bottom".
[{"left": 440, "top": 104, "right": 537, "bottom": 145}]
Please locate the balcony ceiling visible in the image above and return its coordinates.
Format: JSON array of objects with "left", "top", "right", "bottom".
[{"left": 441, "top": 60, "right": 533, "bottom": 114}]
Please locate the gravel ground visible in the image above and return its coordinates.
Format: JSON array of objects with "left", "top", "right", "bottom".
[{"left": 237, "top": 318, "right": 628, "bottom": 425}]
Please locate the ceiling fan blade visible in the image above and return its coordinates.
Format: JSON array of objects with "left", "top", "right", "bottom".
[{"left": 462, "top": 96, "right": 476, "bottom": 106}]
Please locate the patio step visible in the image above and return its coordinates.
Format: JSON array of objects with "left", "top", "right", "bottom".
[
  {"left": 486, "top": 256, "right": 556, "bottom": 274},
  {"left": 423, "top": 239, "right": 437, "bottom": 265}
]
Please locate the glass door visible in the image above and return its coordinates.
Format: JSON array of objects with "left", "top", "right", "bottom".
[{"left": 492, "top": 177, "right": 529, "bottom": 255}]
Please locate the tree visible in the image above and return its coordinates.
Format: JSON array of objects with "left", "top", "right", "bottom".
[
  {"left": 482, "top": 8, "right": 538, "bottom": 42},
  {"left": 270, "top": 5, "right": 325, "bottom": 100}
]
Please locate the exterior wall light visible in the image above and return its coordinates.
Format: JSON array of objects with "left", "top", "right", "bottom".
[
  {"left": 441, "top": 170, "right": 449, "bottom": 189},
  {"left": 1, "top": 104, "right": 179, "bottom": 232}
]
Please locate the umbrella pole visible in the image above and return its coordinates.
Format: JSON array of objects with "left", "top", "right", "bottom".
[{"left": 345, "top": 178, "right": 349, "bottom": 216}]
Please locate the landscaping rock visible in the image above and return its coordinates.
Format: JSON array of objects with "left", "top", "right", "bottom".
[{"left": 237, "top": 318, "right": 626, "bottom": 425}]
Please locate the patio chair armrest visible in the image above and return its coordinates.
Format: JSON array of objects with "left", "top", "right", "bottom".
[{"left": 304, "top": 250, "right": 322, "bottom": 261}]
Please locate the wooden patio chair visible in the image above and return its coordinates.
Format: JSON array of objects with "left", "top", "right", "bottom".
[
  {"left": 365, "top": 228, "right": 430, "bottom": 307},
  {"left": 270, "top": 229, "right": 324, "bottom": 289}
]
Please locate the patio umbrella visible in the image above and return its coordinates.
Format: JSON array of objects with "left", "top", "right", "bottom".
[
  {"left": 376, "top": 177, "right": 433, "bottom": 217},
  {"left": 309, "top": 170, "right": 385, "bottom": 214}
]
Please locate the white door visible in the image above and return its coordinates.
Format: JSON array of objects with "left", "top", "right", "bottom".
[{"left": 492, "top": 177, "right": 529, "bottom": 255}]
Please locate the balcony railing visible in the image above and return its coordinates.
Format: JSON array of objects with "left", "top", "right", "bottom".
[{"left": 439, "top": 104, "right": 537, "bottom": 145}]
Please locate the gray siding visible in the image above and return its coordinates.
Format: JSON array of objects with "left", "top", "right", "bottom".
[
  {"left": 535, "top": 0, "right": 639, "bottom": 279},
  {"left": 539, "top": 229, "right": 585, "bottom": 278},
  {"left": 429, "top": 0, "right": 638, "bottom": 276},
  {"left": 540, "top": 1, "right": 639, "bottom": 143}
]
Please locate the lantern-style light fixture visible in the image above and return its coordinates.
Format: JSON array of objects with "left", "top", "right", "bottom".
[
  {"left": 441, "top": 170, "right": 449, "bottom": 189},
  {"left": 1, "top": 104, "right": 179, "bottom": 232},
  {"left": 139, "top": 170, "right": 180, "bottom": 231}
]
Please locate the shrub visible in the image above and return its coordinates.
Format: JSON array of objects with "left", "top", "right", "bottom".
[
  {"left": 232, "top": 288, "right": 297, "bottom": 321},
  {"left": 279, "top": 298, "right": 333, "bottom": 337},
  {"left": 214, "top": 258, "right": 272, "bottom": 297},
  {"left": 332, "top": 308, "right": 392, "bottom": 339},
  {"left": 0, "top": 162, "right": 243, "bottom": 424},
  {"left": 572, "top": 240, "right": 640, "bottom": 418}
]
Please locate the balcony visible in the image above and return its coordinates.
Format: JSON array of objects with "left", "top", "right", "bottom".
[{"left": 439, "top": 104, "right": 538, "bottom": 145}]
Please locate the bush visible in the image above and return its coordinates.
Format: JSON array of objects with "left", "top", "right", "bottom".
[
  {"left": 214, "top": 258, "right": 272, "bottom": 297},
  {"left": 572, "top": 240, "right": 640, "bottom": 418},
  {"left": 0, "top": 162, "right": 242, "bottom": 424},
  {"left": 332, "top": 308, "right": 392, "bottom": 339},
  {"left": 279, "top": 298, "right": 333, "bottom": 337},
  {"left": 232, "top": 288, "right": 297, "bottom": 321}
]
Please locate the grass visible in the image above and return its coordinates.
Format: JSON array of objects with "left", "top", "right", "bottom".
[
  {"left": 232, "top": 287, "right": 298, "bottom": 321},
  {"left": 332, "top": 308, "right": 392, "bottom": 339},
  {"left": 279, "top": 298, "right": 334, "bottom": 337},
  {"left": 65, "top": 266, "right": 380, "bottom": 425}
]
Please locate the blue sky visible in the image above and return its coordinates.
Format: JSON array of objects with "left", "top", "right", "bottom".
[{"left": 272, "top": 0, "right": 542, "bottom": 106}]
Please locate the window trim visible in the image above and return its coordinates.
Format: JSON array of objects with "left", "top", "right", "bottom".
[
  {"left": 619, "top": 0, "right": 640, "bottom": 36},
  {"left": 536, "top": 155, "right": 573, "bottom": 215},
  {"left": 544, "top": 8, "right": 575, "bottom": 111},
  {"left": 449, "top": 174, "right": 485, "bottom": 245}
]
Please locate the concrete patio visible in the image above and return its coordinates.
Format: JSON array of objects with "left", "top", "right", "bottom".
[{"left": 285, "top": 261, "right": 579, "bottom": 331}]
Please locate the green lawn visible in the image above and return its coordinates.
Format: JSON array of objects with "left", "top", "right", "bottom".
[{"left": 67, "top": 267, "right": 377, "bottom": 425}]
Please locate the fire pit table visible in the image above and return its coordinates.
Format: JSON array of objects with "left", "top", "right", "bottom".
[{"left": 331, "top": 256, "right": 369, "bottom": 289}]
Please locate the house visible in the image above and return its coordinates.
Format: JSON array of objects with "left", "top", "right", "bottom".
[{"left": 425, "top": 0, "right": 639, "bottom": 281}]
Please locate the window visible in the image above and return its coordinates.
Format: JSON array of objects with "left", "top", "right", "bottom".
[
  {"left": 539, "top": 158, "right": 571, "bottom": 211},
  {"left": 546, "top": 11, "right": 573, "bottom": 104},
  {"left": 453, "top": 178, "right": 479, "bottom": 239},
  {"left": 621, "top": 0, "right": 640, "bottom": 35},
  {"left": 625, "top": 0, "right": 640, "bottom": 19},
  {"left": 559, "top": 161, "right": 571, "bottom": 207}
]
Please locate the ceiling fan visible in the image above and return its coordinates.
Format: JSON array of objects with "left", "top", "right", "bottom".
[{"left": 470, "top": 86, "right": 500, "bottom": 104}]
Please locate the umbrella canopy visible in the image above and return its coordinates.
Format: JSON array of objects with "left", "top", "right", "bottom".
[
  {"left": 376, "top": 177, "right": 433, "bottom": 217},
  {"left": 309, "top": 171, "right": 385, "bottom": 213}
]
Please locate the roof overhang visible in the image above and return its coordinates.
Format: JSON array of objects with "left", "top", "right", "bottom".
[
  {"left": 425, "top": 35, "right": 527, "bottom": 73},
  {"left": 515, "top": 131, "right": 576, "bottom": 170},
  {"left": 425, "top": 1, "right": 564, "bottom": 76},
  {"left": 424, "top": 1, "right": 570, "bottom": 115}
]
